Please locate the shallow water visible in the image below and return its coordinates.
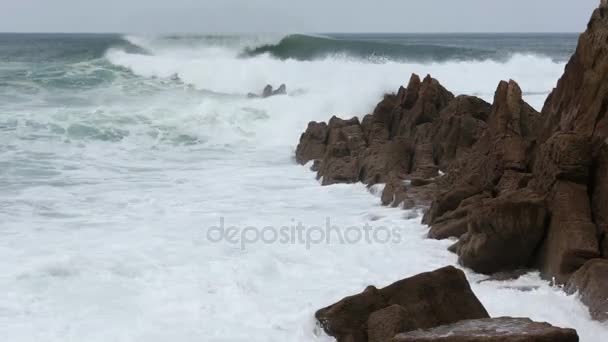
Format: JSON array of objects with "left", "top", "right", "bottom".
[{"left": 0, "top": 33, "right": 606, "bottom": 341}]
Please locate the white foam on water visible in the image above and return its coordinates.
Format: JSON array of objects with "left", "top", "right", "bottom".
[{"left": 1, "top": 35, "right": 606, "bottom": 342}]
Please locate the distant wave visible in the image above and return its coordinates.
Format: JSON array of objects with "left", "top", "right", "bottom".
[{"left": 242, "top": 34, "right": 497, "bottom": 62}]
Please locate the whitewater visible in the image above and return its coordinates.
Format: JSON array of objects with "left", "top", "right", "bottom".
[{"left": 0, "top": 33, "right": 607, "bottom": 341}]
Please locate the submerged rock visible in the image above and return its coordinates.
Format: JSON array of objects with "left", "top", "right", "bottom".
[
  {"left": 248, "top": 83, "right": 287, "bottom": 98},
  {"left": 393, "top": 317, "right": 579, "bottom": 342}
]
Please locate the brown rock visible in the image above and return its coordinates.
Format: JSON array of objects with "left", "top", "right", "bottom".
[
  {"left": 367, "top": 305, "right": 410, "bottom": 342},
  {"left": 318, "top": 117, "right": 367, "bottom": 185},
  {"left": 359, "top": 138, "right": 412, "bottom": 185},
  {"left": 295, "top": 121, "right": 328, "bottom": 164},
  {"left": 316, "top": 285, "right": 387, "bottom": 342},
  {"left": 591, "top": 144, "right": 608, "bottom": 257},
  {"left": 495, "top": 170, "right": 532, "bottom": 195},
  {"left": 540, "top": 1, "right": 608, "bottom": 144},
  {"left": 565, "top": 258, "right": 608, "bottom": 322},
  {"left": 535, "top": 181, "right": 601, "bottom": 284},
  {"left": 431, "top": 95, "right": 491, "bottom": 169},
  {"left": 393, "top": 317, "right": 579, "bottom": 342},
  {"left": 531, "top": 132, "right": 593, "bottom": 192},
  {"left": 428, "top": 192, "right": 492, "bottom": 240},
  {"left": 315, "top": 266, "right": 489, "bottom": 342},
  {"left": 455, "top": 190, "right": 548, "bottom": 274},
  {"left": 393, "top": 74, "right": 454, "bottom": 139},
  {"left": 423, "top": 185, "right": 482, "bottom": 225}
]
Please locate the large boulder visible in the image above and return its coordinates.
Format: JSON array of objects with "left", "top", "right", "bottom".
[
  {"left": 565, "top": 258, "right": 608, "bottom": 322},
  {"left": 452, "top": 190, "right": 548, "bottom": 274},
  {"left": 315, "top": 266, "right": 489, "bottom": 342},
  {"left": 393, "top": 317, "right": 579, "bottom": 342}
]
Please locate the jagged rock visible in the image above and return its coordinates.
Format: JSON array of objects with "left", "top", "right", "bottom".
[
  {"left": 295, "top": 121, "right": 329, "bottom": 164},
  {"left": 431, "top": 95, "right": 491, "bottom": 169},
  {"left": 424, "top": 80, "right": 540, "bottom": 231},
  {"left": 453, "top": 190, "right": 548, "bottom": 274},
  {"left": 393, "top": 75, "right": 454, "bottom": 138},
  {"left": 315, "top": 266, "right": 489, "bottom": 342},
  {"left": 565, "top": 258, "right": 608, "bottom": 322},
  {"left": 539, "top": 1, "right": 608, "bottom": 144},
  {"left": 393, "top": 317, "right": 579, "bottom": 342},
  {"left": 535, "top": 181, "right": 601, "bottom": 284}
]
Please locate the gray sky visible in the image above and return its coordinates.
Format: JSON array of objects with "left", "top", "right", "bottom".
[{"left": 1, "top": 0, "right": 600, "bottom": 33}]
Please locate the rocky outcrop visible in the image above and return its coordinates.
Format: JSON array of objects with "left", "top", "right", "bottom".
[
  {"left": 565, "top": 258, "right": 608, "bottom": 322},
  {"left": 295, "top": 74, "right": 490, "bottom": 209},
  {"left": 393, "top": 317, "right": 579, "bottom": 342},
  {"left": 298, "top": 0, "right": 608, "bottom": 327},
  {"left": 315, "top": 266, "right": 489, "bottom": 342}
]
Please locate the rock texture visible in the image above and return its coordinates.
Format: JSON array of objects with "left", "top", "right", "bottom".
[
  {"left": 315, "top": 266, "right": 489, "bottom": 342},
  {"left": 393, "top": 317, "right": 579, "bottom": 342},
  {"left": 565, "top": 258, "right": 608, "bottom": 322}
]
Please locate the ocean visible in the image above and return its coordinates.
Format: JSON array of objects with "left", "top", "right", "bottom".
[{"left": 1, "top": 33, "right": 607, "bottom": 341}]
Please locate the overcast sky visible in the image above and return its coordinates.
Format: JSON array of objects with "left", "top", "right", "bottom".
[{"left": 1, "top": 0, "right": 600, "bottom": 33}]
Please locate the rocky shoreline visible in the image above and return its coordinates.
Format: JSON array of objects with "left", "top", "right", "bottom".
[{"left": 296, "top": 2, "right": 608, "bottom": 341}]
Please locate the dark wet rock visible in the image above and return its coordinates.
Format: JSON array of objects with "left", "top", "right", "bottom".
[
  {"left": 273, "top": 83, "right": 287, "bottom": 96},
  {"left": 592, "top": 144, "right": 608, "bottom": 257},
  {"left": 566, "top": 258, "right": 608, "bottom": 322},
  {"left": 315, "top": 266, "right": 489, "bottom": 342},
  {"left": 393, "top": 317, "right": 579, "bottom": 342},
  {"left": 248, "top": 84, "right": 288, "bottom": 98}
]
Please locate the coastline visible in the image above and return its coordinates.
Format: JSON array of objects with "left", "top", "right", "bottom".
[{"left": 299, "top": 2, "right": 608, "bottom": 341}]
